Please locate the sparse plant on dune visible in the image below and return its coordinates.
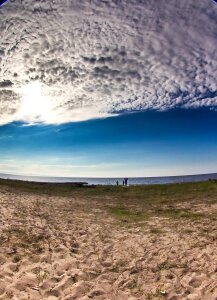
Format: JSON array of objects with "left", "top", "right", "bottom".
[
  {"left": 157, "top": 260, "right": 177, "bottom": 271},
  {"left": 146, "top": 293, "right": 154, "bottom": 300},
  {"left": 34, "top": 266, "right": 49, "bottom": 287},
  {"left": 12, "top": 254, "right": 22, "bottom": 263}
]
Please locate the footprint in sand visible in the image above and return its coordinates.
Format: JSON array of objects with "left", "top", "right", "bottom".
[
  {"left": 189, "top": 277, "right": 203, "bottom": 289},
  {"left": 0, "top": 280, "right": 6, "bottom": 296}
]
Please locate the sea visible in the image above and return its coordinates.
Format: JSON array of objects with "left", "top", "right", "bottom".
[{"left": 1, "top": 172, "right": 217, "bottom": 185}]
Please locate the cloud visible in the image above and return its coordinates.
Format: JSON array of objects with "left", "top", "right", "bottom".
[
  {"left": 0, "top": 0, "right": 216, "bottom": 125},
  {"left": 0, "top": 158, "right": 123, "bottom": 177}
]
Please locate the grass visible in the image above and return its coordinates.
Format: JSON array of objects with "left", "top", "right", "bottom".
[
  {"left": 157, "top": 260, "right": 177, "bottom": 271},
  {"left": 109, "top": 205, "right": 143, "bottom": 221},
  {"left": 154, "top": 207, "right": 205, "bottom": 219},
  {"left": 0, "top": 178, "right": 216, "bottom": 223},
  {"left": 1, "top": 178, "right": 217, "bottom": 202}
]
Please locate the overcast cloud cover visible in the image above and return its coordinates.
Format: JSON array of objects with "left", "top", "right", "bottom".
[{"left": 0, "top": 0, "right": 217, "bottom": 125}]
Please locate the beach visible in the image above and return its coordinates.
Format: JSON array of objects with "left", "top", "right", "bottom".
[{"left": 0, "top": 179, "right": 216, "bottom": 300}]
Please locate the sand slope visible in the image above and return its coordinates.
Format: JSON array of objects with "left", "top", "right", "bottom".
[{"left": 0, "top": 187, "right": 216, "bottom": 299}]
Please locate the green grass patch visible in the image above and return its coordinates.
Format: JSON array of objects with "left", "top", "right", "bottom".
[
  {"left": 109, "top": 206, "right": 133, "bottom": 217},
  {"left": 0, "top": 178, "right": 216, "bottom": 223},
  {"left": 154, "top": 207, "right": 205, "bottom": 220},
  {"left": 109, "top": 205, "right": 145, "bottom": 222}
]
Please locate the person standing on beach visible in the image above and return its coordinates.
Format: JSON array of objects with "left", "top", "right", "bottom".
[
  {"left": 124, "top": 178, "right": 128, "bottom": 186},
  {"left": 116, "top": 180, "right": 119, "bottom": 186}
]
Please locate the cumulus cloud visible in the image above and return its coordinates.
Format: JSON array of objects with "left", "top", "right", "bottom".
[{"left": 0, "top": 0, "right": 216, "bottom": 125}]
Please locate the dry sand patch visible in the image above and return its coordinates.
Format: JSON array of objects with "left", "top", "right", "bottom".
[{"left": 0, "top": 186, "right": 216, "bottom": 299}]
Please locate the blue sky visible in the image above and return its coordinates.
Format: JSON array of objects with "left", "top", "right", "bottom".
[{"left": 1, "top": 108, "right": 217, "bottom": 177}]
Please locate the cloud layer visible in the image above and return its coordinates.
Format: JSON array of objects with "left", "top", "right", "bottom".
[{"left": 0, "top": 0, "right": 217, "bottom": 125}]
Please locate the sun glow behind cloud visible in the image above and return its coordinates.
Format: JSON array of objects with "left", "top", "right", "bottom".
[
  {"left": 16, "top": 82, "right": 53, "bottom": 124},
  {"left": 13, "top": 81, "right": 113, "bottom": 125}
]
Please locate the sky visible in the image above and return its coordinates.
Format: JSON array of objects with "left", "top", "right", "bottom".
[{"left": 0, "top": 0, "right": 217, "bottom": 177}]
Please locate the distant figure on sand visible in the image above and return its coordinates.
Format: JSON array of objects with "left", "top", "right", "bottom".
[
  {"left": 124, "top": 178, "right": 128, "bottom": 186},
  {"left": 116, "top": 180, "right": 119, "bottom": 186}
]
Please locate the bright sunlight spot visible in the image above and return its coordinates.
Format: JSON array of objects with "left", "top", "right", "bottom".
[{"left": 18, "top": 81, "right": 53, "bottom": 124}]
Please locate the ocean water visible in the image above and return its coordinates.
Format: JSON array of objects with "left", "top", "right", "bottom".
[{"left": 1, "top": 172, "right": 217, "bottom": 185}]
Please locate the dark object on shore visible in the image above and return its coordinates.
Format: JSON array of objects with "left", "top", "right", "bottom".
[
  {"left": 70, "top": 182, "right": 88, "bottom": 187},
  {"left": 47, "top": 181, "right": 89, "bottom": 187},
  {"left": 208, "top": 178, "right": 217, "bottom": 182},
  {"left": 116, "top": 180, "right": 119, "bottom": 186},
  {"left": 124, "top": 178, "right": 128, "bottom": 186},
  {"left": 67, "top": 182, "right": 96, "bottom": 188},
  {"left": 60, "top": 182, "right": 96, "bottom": 188}
]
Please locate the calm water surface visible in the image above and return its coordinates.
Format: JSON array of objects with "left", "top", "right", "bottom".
[{"left": 1, "top": 173, "right": 217, "bottom": 185}]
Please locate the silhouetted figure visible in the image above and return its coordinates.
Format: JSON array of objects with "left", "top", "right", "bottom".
[
  {"left": 124, "top": 178, "right": 128, "bottom": 186},
  {"left": 116, "top": 180, "right": 119, "bottom": 186}
]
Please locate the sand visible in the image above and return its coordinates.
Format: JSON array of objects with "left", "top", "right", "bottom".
[{"left": 0, "top": 186, "right": 216, "bottom": 300}]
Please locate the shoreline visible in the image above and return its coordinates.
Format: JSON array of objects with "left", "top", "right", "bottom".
[{"left": 1, "top": 172, "right": 217, "bottom": 186}]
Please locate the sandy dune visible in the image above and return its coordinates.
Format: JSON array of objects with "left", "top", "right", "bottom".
[{"left": 0, "top": 186, "right": 216, "bottom": 300}]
